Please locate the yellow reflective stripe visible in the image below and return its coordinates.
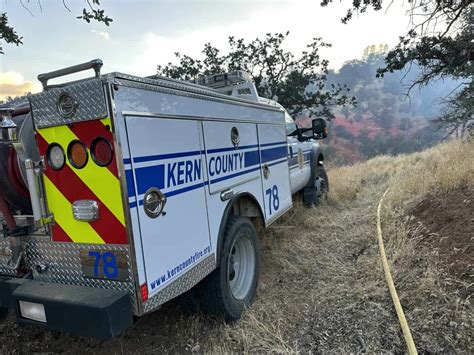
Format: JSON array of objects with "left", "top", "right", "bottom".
[
  {"left": 100, "top": 117, "right": 111, "bottom": 127},
  {"left": 43, "top": 176, "right": 105, "bottom": 244},
  {"left": 39, "top": 125, "right": 125, "bottom": 226}
]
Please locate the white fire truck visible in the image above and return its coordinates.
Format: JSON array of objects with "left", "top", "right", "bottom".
[{"left": 0, "top": 59, "right": 328, "bottom": 338}]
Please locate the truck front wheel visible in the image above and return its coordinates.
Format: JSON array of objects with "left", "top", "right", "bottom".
[
  {"left": 314, "top": 166, "right": 329, "bottom": 205},
  {"left": 200, "top": 216, "right": 260, "bottom": 320}
]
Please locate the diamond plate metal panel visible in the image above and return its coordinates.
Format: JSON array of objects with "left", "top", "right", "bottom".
[
  {"left": 25, "top": 240, "right": 138, "bottom": 314},
  {"left": 0, "top": 239, "right": 17, "bottom": 276},
  {"left": 143, "top": 253, "right": 216, "bottom": 313},
  {"left": 29, "top": 79, "right": 108, "bottom": 128}
]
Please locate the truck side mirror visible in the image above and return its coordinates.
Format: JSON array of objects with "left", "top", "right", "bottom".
[{"left": 312, "top": 118, "right": 327, "bottom": 139}]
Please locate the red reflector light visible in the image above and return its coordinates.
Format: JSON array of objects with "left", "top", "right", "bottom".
[
  {"left": 140, "top": 283, "right": 148, "bottom": 302},
  {"left": 67, "top": 140, "right": 88, "bottom": 169},
  {"left": 91, "top": 137, "right": 113, "bottom": 167}
]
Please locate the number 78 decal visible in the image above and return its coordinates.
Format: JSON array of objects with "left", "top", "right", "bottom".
[
  {"left": 265, "top": 185, "right": 280, "bottom": 215},
  {"left": 80, "top": 250, "right": 129, "bottom": 281}
]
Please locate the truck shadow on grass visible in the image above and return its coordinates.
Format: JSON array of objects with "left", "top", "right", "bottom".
[{"left": 0, "top": 301, "right": 223, "bottom": 354}]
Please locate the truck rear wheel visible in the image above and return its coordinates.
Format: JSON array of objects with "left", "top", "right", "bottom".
[{"left": 200, "top": 216, "right": 260, "bottom": 320}]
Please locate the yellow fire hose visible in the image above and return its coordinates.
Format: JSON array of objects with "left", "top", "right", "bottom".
[{"left": 377, "top": 189, "right": 418, "bottom": 355}]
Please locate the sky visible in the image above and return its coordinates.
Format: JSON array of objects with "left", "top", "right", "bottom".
[{"left": 0, "top": 0, "right": 412, "bottom": 101}]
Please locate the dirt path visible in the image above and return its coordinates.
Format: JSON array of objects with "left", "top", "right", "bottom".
[{"left": 0, "top": 182, "right": 470, "bottom": 353}]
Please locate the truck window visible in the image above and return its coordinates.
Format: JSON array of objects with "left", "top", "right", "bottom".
[{"left": 285, "top": 111, "right": 297, "bottom": 136}]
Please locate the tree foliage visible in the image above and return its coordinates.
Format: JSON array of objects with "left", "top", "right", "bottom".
[
  {"left": 321, "top": 0, "right": 473, "bottom": 136},
  {"left": 435, "top": 83, "right": 473, "bottom": 137},
  {"left": 157, "top": 32, "right": 356, "bottom": 120},
  {"left": 0, "top": 0, "right": 112, "bottom": 54},
  {"left": 0, "top": 12, "right": 22, "bottom": 54}
]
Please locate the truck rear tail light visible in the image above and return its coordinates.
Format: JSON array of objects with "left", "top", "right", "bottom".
[
  {"left": 91, "top": 137, "right": 113, "bottom": 167},
  {"left": 19, "top": 300, "right": 47, "bottom": 323},
  {"left": 140, "top": 283, "right": 148, "bottom": 302},
  {"left": 72, "top": 200, "right": 99, "bottom": 221},
  {"left": 68, "top": 140, "right": 88, "bottom": 169},
  {"left": 46, "top": 143, "right": 66, "bottom": 170}
]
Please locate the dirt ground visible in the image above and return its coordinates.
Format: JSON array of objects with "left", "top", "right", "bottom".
[
  {"left": 411, "top": 188, "right": 473, "bottom": 288},
  {"left": 0, "top": 168, "right": 472, "bottom": 352}
]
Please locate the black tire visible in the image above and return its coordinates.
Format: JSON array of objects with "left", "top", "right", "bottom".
[
  {"left": 199, "top": 216, "right": 260, "bottom": 320},
  {"left": 314, "top": 165, "right": 329, "bottom": 205},
  {"left": 0, "top": 308, "right": 8, "bottom": 322}
]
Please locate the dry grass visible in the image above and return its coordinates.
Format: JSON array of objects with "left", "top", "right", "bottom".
[
  {"left": 175, "top": 139, "right": 474, "bottom": 352},
  {"left": 1, "top": 139, "right": 472, "bottom": 353},
  {"left": 327, "top": 138, "right": 474, "bottom": 352},
  {"left": 328, "top": 139, "right": 474, "bottom": 207}
]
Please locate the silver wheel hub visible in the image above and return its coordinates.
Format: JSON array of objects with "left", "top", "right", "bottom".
[
  {"left": 315, "top": 176, "right": 326, "bottom": 197},
  {"left": 227, "top": 232, "right": 255, "bottom": 300}
]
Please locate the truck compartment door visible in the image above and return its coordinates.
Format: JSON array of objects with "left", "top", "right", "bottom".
[
  {"left": 258, "top": 124, "right": 292, "bottom": 223},
  {"left": 202, "top": 121, "right": 260, "bottom": 194},
  {"left": 125, "top": 116, "right": 212, "bottom": 297}
]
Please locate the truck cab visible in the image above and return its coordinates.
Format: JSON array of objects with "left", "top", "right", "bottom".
[{"left": 258, "top": 97, "right": 328, "bottom": 204}]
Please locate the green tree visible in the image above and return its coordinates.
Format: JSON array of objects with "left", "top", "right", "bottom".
[
  {"left": 157, "top": 32, "right": 356, "bottom": 120},
  {"left": 0, "top": 0, "right": 112, "bottom": 54},
  {"left": 321, "top": 0, "right": 473, "bottom": 135}
]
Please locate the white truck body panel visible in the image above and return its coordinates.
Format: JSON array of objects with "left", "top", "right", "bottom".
[
  {"left": 112, "top": 83, "right": 293, "bottom": 299},
  {"left": 125, "top": 116, "right": 212, "bottom": 296},
  {"left": 257, "top": 124, "right": 293, "bottom": 222}
]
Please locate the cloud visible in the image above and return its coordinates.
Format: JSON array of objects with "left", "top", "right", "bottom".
[
  {"left": 126, "top": 1, "right": 408, "bottom": 77},
  {"left": 0, "top": 72, "right": 42, "bottom": 101},
  {"left": 90, "top": 29, "right": 110, "bottom": 40}
]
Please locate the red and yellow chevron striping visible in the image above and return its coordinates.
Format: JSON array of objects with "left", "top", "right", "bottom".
[{"left": 36, "top": 118, "right": 128, "bottom": 245}]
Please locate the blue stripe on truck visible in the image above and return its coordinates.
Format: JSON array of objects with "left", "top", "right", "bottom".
[
  {"left": 261, "top": 146, "right": 287, "bottom": 163},
  {"left": 125, "top": 143, "right": 290, "bottom": 207}
]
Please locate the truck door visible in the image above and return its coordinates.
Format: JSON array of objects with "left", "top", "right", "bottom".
[
  {"left": 125, "top": 116, "right": 212, "bottom": 297},
  {"left": 285, "top": 113, "right": 312, "bottom": 194},
  {"left": 258, "top": 124, "right": 292, "bottom": 223}
]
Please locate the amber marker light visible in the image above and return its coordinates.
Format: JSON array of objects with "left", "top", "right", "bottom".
[{"left": 68, "top": 140, "right": 88, "bottom": 169}]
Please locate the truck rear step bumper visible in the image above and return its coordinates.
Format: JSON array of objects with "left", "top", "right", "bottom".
[{"left": 0, "top": 276, "right": 133, "bottom": 339}]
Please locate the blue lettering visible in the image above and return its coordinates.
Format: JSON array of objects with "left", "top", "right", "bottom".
[
  {"left": 233, "top": 153, "right": 240, "bottom": 169},
  {"left": 167, "top": 162, "right": 177, "bottom": 187},
  {"left": 185, "top": 161, "right": 193, "bottom": 183},
  {"left": 177, "top": 161, "right": 185, "bottom": 184},
  {"left": 209, "top": 157, "right": 215, "bottom": 176},
  {"left": 194, "top": 159, "right": 201, "bottom": 180},
  {"left": 208, "top": 152, "right": 248, "bottom": 177},
  {"left": 215, "top": 156, "right": 222, "bottom": 175},
  {"left": 222, "top": 155, "right": 228, "bottom": 173}
]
